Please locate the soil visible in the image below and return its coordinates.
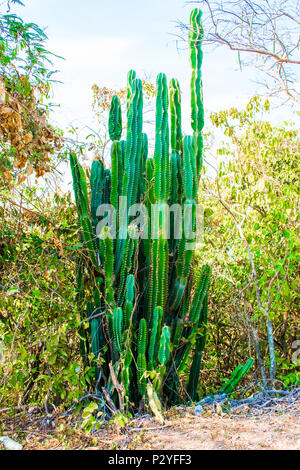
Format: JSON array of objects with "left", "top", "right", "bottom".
[
  {"left": 132, "top": 411, "right": 300, "bottom": 450},
  {"left": 0, "top": 404, "right": 299, "bottom": 450}
]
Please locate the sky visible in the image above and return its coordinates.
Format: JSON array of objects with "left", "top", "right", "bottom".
[
  {"left": 10, "top": 0, "right": 298, "bottom": 192},
  {"left": 12, "top": 0, "right": 267, "bottom": 135}
]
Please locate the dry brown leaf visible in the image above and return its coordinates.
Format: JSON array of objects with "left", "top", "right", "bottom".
[
  {"left": 24, "top": 132, "right": 33, "bottom": 144},
  {"left": 0, "top": 105, "right": 13, "bottom": 114},
  {"left": 25, "top": 164, "right": 34, "bottom": 176}
]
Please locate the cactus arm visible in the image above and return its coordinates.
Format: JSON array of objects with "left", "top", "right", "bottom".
[
  {"left": 91, "top": 317, "right": 100, "bottom": 360},
  {"left": 109, "top": 95, "right": 122, "bottom": 142},
  {"left": 171, "top": 280, "right": 191, "bottom": 348},
  {"left": 148, "top": 306, "right": 163, "bottom": 370},
  {"left": 158, "top": 237, "right": 169, "bottom": 310},
  {"left": 148, "top": 238, "right": 158, "bottom": 317},
  {"left": 143, "top": 158, "right": 155, "bottom": 265},
  {"left": 70, "top": 152, "right": 99, "bottom": 269},
  {"left": 100, "top": 227, "right": 115, "bottom": 315},
  {"left": 154, "top": 73, "right": 170, "bottom": 202},
  {"left": 220, "top": 365, "right": 243, "bottom": 395},
  {"left": 170, "top": 152, "right": 180, "bottom": 206},
  {"left": 124, "top": 77, "right": 143, "bottom": 207},
  {"left": 123, "top": 274, "right": 135, "bottom": 331},
  {"left": 127, "top": 69, "right": 136, "bottom": 113},
  {"left": 174, "top": 266, "right": 211, "bottom": 375},
  {"left": 137, "top": 318, "right": 147, "bottom": 396},
  {"left": 148, "top": 235, "right": 168, "bottom": 316},
  {"left": 120, "top": 276, "right": 136, "bottom": 399},
  {"left": 90, "top": 301, "right": 100, "bottom": 370},
  {"left": 117, "top": 233, "right": 138, "bottom": 306},
  {"left": 170, "top": 78, "right": 182, "bottom": 156},
  {"left": 111, "top": 141, "right": 122, "bottom": 223},
  {"left": 190, "top": 9, "right": 204, "bottom": 133},
  {"left": 118, "top": 140, "right": 126, "bottom": 196},
  {"left": 182, "top": 136, "right": 197, "bottom": 202},
  {"left": 189, "top": 265, "right": 211, "bottom": 323},
  {"left": 112, "top": 307, "right": 123, "bottom": 353},
  {"left": 90, "top": 160, "right": 104, "bottom": 229},
  {"left": 116, "top": 75, "right": 143, "bottom": 275},
  {"left": 190, "top": 8, "right": 204, "bottom": 179},
  {"left": 103, "top": 169, "right": 111, "bottom": 205},
  {"left": 70, "top": 152, "right": 89, "bottom": 214},
  {"left": 169, "top": 136, "right": 198, "bottom": 311},
  {"left": 187, "top": 293, "right": 208, "bottom": 401},
  {"left": 169, "top": 152, "right": 182, "bottom": 256},
  {"left": 221, "top": 359, "right": 254, "bottom": 395},
  {"left": 76, "top": 256, "right": 89, "bottom": 365},
  {"left": 158, "top": 326, "right": 171, "bottom": 366},
  {"left": 139, "top": 132, "right": 148, "bottom": 200}
]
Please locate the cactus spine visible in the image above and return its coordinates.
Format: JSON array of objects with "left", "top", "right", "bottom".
[{"left": 70, "top": 8, "right": 210, "bottom": 409}]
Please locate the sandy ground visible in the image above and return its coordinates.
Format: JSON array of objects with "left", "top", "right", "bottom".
[
  {"left": 1, "top": 403, "right": 299, "bottom": 450},
  {"left": 129, "top": 412, "right": 300, "bottom": 450}
]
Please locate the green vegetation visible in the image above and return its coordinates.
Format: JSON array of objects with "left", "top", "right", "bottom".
[
  {"left": 197, "top": 97, "right": 299, "bottom": 392},
  {"left": 0, "top": 2, "right": 298, "bottom": 417},
  {"left": 70, "top": 9, "right": 211, "bottom": 408}
]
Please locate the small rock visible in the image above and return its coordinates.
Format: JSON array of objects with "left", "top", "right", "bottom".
[
  {"left": 0, "top": 436, "right": 22, "bottom": 450},
  {"left": 194, "top": 405, "right": 203, "bottom": 416}
]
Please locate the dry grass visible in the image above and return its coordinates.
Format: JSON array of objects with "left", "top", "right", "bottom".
[{"left": 0, "top": 402, "right": 299, "bottom": 450}]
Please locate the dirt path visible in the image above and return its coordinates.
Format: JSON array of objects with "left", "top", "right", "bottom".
[
  {"left": 128, "top": 412, "right": 300, "bottom": 450},
  {"left": 1, "top": 406, "right": 299, "bottom": 450}
]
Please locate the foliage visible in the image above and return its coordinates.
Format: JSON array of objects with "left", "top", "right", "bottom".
[
  {"left": 0, "top": 0, "right": 63, "bottom": 186},
  {"left": 196, "top": 96, "right": 299, "bottom": 391},
  {"left": 0, "top": 2, "right": 299, "bottom": 416},
  {"left": 0, "top": 186, "right": 92, "bottom": 408}
]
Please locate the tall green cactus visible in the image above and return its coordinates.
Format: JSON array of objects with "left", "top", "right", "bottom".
[
  {"left": 70, "top": 8, "right": 210, "bottom": 409},
  {"left": 190, "top": 8, "right": 204, "bottom": 179}
]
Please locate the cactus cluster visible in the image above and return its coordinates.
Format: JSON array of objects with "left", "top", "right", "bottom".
[{"left": 70, "top": 9, "right": 211, "bottom": 408}]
